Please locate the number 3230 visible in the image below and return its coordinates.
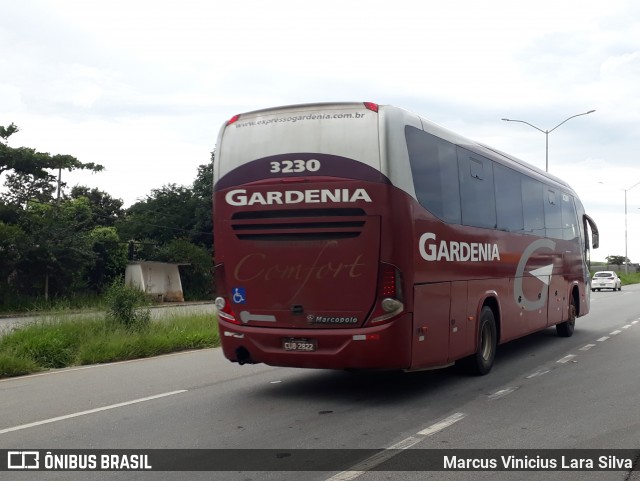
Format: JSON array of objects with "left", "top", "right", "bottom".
[{"left": 269, "top": 159, "right": 321, "bottom": 173}]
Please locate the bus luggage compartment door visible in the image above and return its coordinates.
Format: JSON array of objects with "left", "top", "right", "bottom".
[{"left": 412, "top": 282, "right": 452, "bottom": 369}]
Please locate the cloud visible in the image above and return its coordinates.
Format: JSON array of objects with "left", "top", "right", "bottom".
[{"left": 2, "top": 0, "right": 640, "bottom": 261}]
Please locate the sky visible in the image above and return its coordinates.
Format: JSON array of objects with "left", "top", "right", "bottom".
[{"left": 1, "top": 0, "right": 640, "bottom": 262}]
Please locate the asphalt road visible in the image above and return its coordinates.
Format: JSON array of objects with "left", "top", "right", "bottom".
[{"left": 1, "top": 287, "right": 639, "bottom": 481}]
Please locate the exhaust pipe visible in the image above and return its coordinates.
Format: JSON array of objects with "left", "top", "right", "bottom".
[{"left": 235, "top": 346, "right": 253, "bottom": 365}]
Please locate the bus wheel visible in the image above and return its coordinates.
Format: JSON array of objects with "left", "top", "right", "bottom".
[
  {"left": 460, "top": 306, "right": 497, "bottom": 376},
  {"left": 556, "top": 297, "right": 576, "bottom": 337}
]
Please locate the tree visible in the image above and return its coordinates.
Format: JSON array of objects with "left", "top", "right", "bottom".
[
  {"left": 1, "top": 123, "right": 104, "bottom": 205},
  {"left": 191, "top": 159, "right": 214, "bottom": 249},
  {"left": 116, "top": 160, "right": 213, "bottom": 249},
  {"left": 0, "top": 124, "right": 115, "bottom": 299},
  {"left": 13, "top": 198, "right": 96, "bottom": 298},
  {"left": 2, "top": 170, "right": 58, "bottom": 205},
  {"left": 70, "top": 186, "right": 124, "bottom": 227},
  {"left": 605, "top": 255, "right": 628, "bottom": 266},
  {"left": 85, "top": 227, "right": 128, "bottom": 294},
  {"left": 117, "top": 184, "right": 200, "bottom": 245},
  {"left": 0, "top": 221, "right": 27, "bottom": 301}
]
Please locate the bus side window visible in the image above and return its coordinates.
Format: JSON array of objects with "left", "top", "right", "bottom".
[
  {"left": 457, "top": 148, "right": 497, "bottom": 229},
  {"left": 494, "top": 163, "right": 524, "bottom": 233},
  {"left": 561, "top": 193, "right": 579, "bottom": 241},
  {"left": 544, "top": 188, "right": 563, "bottom": 239},
  {"left": 522, "top": 176, "right": 545, "bottom": 236}
]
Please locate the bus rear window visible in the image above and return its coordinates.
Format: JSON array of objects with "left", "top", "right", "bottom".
[{"left": 405, "top": 126, "right": 461, "bottom": 224}]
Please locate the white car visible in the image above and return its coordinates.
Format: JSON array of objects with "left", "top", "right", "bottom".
[{"left": 591, "top": 271, "right": 622, "bottom": 291}]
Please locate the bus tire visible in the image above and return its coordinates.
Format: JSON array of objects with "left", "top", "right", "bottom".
[
  {"left": 556, "top": 297, "right": 576, "bottom": 337},
  {"left": 460, "top": 306, "right": 497, "bottom": 376}
]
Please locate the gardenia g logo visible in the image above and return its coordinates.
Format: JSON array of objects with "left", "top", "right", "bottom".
[{"left": 513, "top": 238, "right": 556, "bottom": 311}]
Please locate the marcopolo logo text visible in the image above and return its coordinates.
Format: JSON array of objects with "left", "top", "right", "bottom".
[
  {"left": 224, "top": 188, "right": 372, "bottom": 206},
  {"left": 419, "top": 233, "right": 500, "bottom": 262}
]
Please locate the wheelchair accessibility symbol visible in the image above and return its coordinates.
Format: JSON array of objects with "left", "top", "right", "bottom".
[{"left": 232, "top": 287, "right": 246, "bottom": 304}]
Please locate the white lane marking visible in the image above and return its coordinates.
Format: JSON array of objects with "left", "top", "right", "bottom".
[
  {"left": 488, "top": 387, "right": 518, "bottom": 400},
  {"left": 417, "top": 412, "right": 466, "bottom": 436},
  {"left": 622, "top": 325, "right": 632, "bottom": 329},
  {"left": 325, "top": 413, "right": 466, "bottom": 481},
  {"left": 597, "top": 336, "right": 610, "bottom": 342},
  {"left": 579, "top": 344, "right": 596, "bottom": 351},
  {"left": 632, "top": 320, "right": 639, "bottom": 325},
  {"left": 557, "top": 354, "right": 576, "bottom": 364},
  {"left": 328, "top": 470, "right": 364, "bottom": 481},
  {"left": 526, "top": 369, "right": 550, "bottom": 379},
  {"left": 0, "top": 390, "right": 187, "bottom": 435},
  {"left": 610, "top": 330, "right": 622, "bottom": 336},
  {"left": 389, "top": 436, "right": 422, "bottom": 449}
]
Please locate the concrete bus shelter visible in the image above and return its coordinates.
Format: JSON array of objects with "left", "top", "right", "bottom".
[{"left": 125, "top": 261, "right": 187, "bottom": 302}]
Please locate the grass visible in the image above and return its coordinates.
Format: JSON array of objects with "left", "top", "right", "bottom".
[
  {"left": 0, "top": 294, "right": 105, "bottom": 315},
  {"left": 618, "top": 272, "right": 640, "bottom": 286},
  {"left": 0, "top": 312, "right": 219, "bottom": 379}
]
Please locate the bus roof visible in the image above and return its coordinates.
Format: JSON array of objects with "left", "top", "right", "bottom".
[{"left": 220, "top": 101, "right": 577, "bottom": 196}]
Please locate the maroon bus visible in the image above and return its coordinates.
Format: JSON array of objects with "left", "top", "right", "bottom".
[{"left": 213, "top": 102, "right": 599, "bottom": 375}]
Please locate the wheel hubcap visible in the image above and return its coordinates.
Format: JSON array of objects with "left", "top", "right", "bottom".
[{"left": 481, "top": 323, "right": 492, "bottom": 361}]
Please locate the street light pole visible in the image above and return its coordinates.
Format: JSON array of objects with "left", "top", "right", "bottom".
[
  {"left": 501, "top": 110, "right": 596, "bottom": 172},
  {"left": 623, "top": 180, "right": 640, "bottom": 274}
]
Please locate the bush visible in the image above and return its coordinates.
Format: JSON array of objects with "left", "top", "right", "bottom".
[{"left": 104, "top": 280, "right": 151, "bottom": 330}]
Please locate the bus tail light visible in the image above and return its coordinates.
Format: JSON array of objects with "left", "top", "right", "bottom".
[
  {"left": 226, "top": 114, "right": 241, "bottom": 126},
  {"left": 369, "top": 263, "right": 404, "bottom": 324},
  {"left": 364, "top": 102, "right": 379, "bottom": 112},
  {"left": 215, "top": 296, "right": 240, "bottom": 324}
]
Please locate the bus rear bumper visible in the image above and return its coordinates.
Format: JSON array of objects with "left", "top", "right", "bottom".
[{"left": 218, "top": 314, "right": 413, "bottom": 370}]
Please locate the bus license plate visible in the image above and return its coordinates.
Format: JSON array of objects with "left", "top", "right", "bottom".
[{"left": 282, "top": 339, "right": 317, "bottom": 352}]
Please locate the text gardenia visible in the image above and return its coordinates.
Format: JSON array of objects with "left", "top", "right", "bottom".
[
  {"left": 419, "top": 233, "right": 500, "bottom": 262},
  {"left": 224, "top": 188, "right": 372, "bottom": 206}
]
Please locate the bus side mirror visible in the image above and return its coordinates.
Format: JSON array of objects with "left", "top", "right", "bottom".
[{"left": 584, "top": 214, "right": 599, "bottom": 249}]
